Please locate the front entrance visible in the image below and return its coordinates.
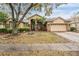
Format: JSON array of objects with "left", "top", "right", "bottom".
[
  {"left": 30, "top": 19, "right": 43, "bottom": 31},
  {"left": 31, "top": 19, "right": 35, "bottom": 31},
  {"left": 37, "top": 21, "right": 43, "bottom": 31}
]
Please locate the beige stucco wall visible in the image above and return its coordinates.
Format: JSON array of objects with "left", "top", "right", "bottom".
[
  {"left": 47, "top": 18, "right": 68, "bottom": 32},
  {"left": 0, "top": 22, "right": 5, "bottom": 29},
  {"left": 0, "top": 25, "right": 5, "bottom": 29},
  {"left": 77, "top": 23, "right": 79, "bottom": 31},
  {"left": 53, "top": 19, "right": 65, "bottom": 24},
  {"left": 70, "top": 23, "right": 75, "bottom": 27},
  {"left": 46, "top": 24, "right": 51, "bottom": 31},
  {"left": 18, "top": 23, "right": 25, "bottom": 29}
]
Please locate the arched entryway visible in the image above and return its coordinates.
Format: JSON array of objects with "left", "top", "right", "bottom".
[
  {"left": 28, "top": 14, "right": 46, "bottom": 31},
  {"left": 30, "top": 19, "right": 43, "bottom": 31}
]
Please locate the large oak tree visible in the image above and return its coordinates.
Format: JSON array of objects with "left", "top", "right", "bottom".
[{"left": 0, "top": 3, "right": 67, "bottom": 35}]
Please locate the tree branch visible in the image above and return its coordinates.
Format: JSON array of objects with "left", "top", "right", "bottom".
[
  {"left": 18, "top": 3, "right": 21, "bottom": 16},
  {"left": 18, "top": 3, "right": 33, "bottom": 23},
  {"left": 16, "top": 3, "right": 21, "bottom": 21},
  {"left": 9, "top": 3, "right": 15, "bottom": 21}
]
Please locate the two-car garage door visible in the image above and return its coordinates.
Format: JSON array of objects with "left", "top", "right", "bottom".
[{"left": 50, "top": 24, "right": 67, "bottom": 31}]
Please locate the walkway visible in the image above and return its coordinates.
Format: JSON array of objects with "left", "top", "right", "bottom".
[{"left": 0, "top": 43, "right": 79, "bottom": 52}]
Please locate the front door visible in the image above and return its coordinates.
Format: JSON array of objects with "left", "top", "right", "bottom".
[
  {"left": 30, "top": 19, "right": 43, "bottom": 31},
  {"left": 31, "top": 19, "right": 35, "bottom": 31},
  {"left": 37, "top": 21, "right": 42, "bottom": 31}
]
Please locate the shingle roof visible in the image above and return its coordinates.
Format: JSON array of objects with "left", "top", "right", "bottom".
[{"left": 46, "top": 17, "right": 71, "bottom": 22}]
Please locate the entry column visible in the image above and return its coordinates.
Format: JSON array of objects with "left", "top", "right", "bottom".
[{"left": 35, "top": 20, "right": 38, "bottom": 31}]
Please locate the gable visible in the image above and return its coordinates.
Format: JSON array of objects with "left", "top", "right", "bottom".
[
  {"left": 28, "top": 14, "right": 42, "bottom": 20},
  {"left": 30, "top": 15, "right": 41, "bottom": 20},
  {"left": 53, "top": 18, "right": 65, "bottom": 24}
]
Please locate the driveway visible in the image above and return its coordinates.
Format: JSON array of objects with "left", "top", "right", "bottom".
[{"left": 55, "top": 32, "right": 79, "bottom": 42}]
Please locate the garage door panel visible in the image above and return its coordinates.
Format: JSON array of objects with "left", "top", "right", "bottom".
[{"left": 50, "top": 25, "right": 67, "bottom": 31}]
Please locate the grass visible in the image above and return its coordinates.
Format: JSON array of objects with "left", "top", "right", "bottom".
[
  {"left": 0, "top": 32, "right": 72, "bottom": 44},
  {"left": 0, "top": 31, "right": 75, "bottom": 56}
]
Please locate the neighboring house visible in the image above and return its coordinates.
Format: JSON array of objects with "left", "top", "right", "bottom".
[
  {"left": 0, "top": 22, "right": 5, "bottom": 29},
  {"left": 46, "top": 17, "right": 70, "bottom": 32},
  {"left": 18, "top": 22, "right": 27, "bottom": 29},
  {"left": 0, "top": 18, "right": 28, "bottom": 30},
  {"left": 5, "top": 19, "right": 13, "bottom": 29},
  {"left": 70, "top": 15, "right": 79, "bottom": 31}
]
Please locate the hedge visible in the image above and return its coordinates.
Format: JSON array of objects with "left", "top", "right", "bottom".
[
  {"left": 0, "top": 29, "right": 12, "bottom": 33},
  {"left": 0, "top": 28, "right": 29, "bottom": 33},
  {"left": 18, "top": 28, "right": 29, "bottom": 32},
  {"left": 70, "top": 27, "right": 76, "bottom": 32}
]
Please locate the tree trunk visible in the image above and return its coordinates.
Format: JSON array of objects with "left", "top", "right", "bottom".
[
  {"left": 9, "top": 3, "right": 18, "bottom": 35},
  {"left": 9, "top": 3, "right": 33, "bottom": 35},
  {"left": 12, "top": 21, "right": 18, "bottom": 35}
]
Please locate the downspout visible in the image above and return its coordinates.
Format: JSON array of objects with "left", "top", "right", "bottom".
[{"left": 74, "top": 17, "right": 77, "bottom": 32}]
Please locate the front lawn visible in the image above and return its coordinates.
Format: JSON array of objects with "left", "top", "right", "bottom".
[
  {"left": 0, "top": 32, "right": 72, "bottom": 44},
  {"left": 0, "top": 32, "right": 76, "bottom": 56}
]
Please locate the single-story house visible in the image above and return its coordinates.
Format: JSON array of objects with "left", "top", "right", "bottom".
[
  {"left": 0, "top": 18, "right": 28, "bottom": 30},
  {"left": 46, "top": 17, "right": 70, "bottom": 32},
  {"left": 69, "top": 15, "right": 79, "bottom": 31},
  {"left": 27, "top": 14, "right": 71, "bottom": 32},
  {"left": 0, "top": 14, "right": 71, "bottom": 32}
]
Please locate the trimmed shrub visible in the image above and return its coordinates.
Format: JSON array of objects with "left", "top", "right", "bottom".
[
  {"left": 0, "top": 28, "right": 12, "bottom": 33},
  {"left": 7, "top": 29, "right": 12, "bottom": 33},
  {"left": 0, "top": 28, "right": 29, "bottom": 33},
  {"left": 70, "top": 27, "right": 76, "bottom": 32},
  {"left": 18, "top": 28, "right": 29, "bottom": 32},
  {"left": 0, "top": 28, "right": 7, "bottom": 33}
]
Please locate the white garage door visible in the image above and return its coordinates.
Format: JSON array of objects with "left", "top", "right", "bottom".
[{"left": 50, "top": 24, "right": 67, "bottom": 31}]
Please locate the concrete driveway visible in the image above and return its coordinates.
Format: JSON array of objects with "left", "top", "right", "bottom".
[{"left": 55, "top": 32, "right": 79, "bottom": 42}]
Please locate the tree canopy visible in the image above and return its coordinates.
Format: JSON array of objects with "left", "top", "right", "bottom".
[
  {"left": 0, "top": 12, "right": 8, "bottom": 22},
  {"left": 0, "top": 3, "right": 67, "bottom": 34}
]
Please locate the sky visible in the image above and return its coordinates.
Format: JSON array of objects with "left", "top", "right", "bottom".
[
  {"left": 31, "top": 3, "right": 79, "bottom": 20},
  {"left": 51, "top": 3, "right": 79, "bottom": 19},
  {"left": 0, "top": 3, "right": 79, "bottom": 21}
]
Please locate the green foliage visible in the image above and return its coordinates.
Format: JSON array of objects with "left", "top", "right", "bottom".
[
  {"left": 70, "top": 27, "right": 76, "bottom": 32},
  {"left": 18, "top": 28, "right": 29, "bottom": 32},
  {"left": 0, "top": 28, "right": 30, "bottom": 33},
  {"left": 39, "top": 16, "right": 45, "bottom": 24},
  {"left": 31, "top": 3, "right": 66, "bottom": 16},
  {"left": 0, "top": 28, "right": 7, "bottom": 33},
  {"left": 0, "top": 29, "right": 12, "bottom": 33},
  {"left": 0, "top": 12, "right": 8, "bottom": 22}
]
